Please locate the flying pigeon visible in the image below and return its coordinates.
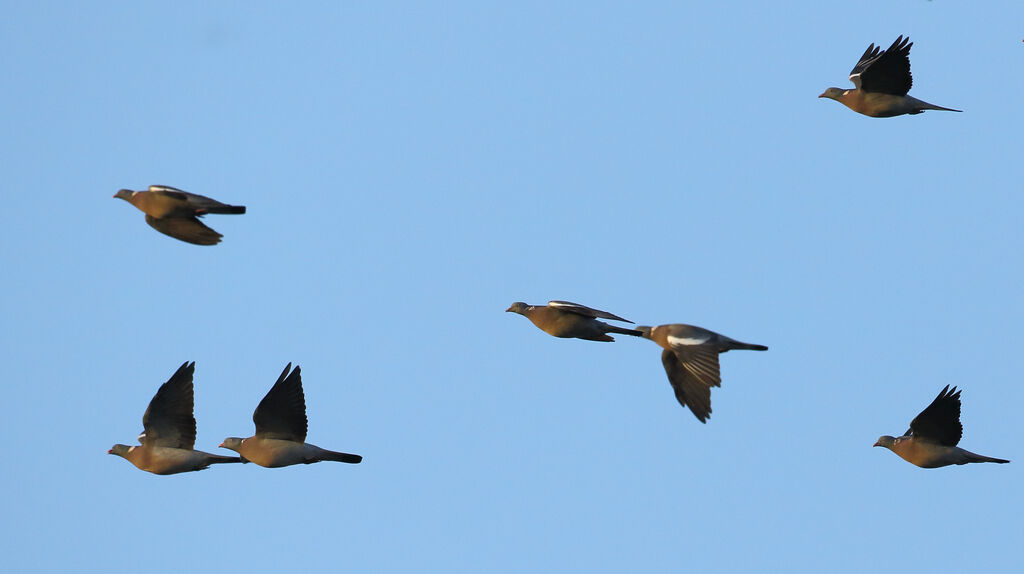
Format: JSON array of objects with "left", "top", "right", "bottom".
[
  {"left": 819, "top": 36, "right": 961, "bottom": 117},
  {"left": 113, "top": 185, "right": 245, "bottom": 245},
  {"left": 874, "top": 385, "right": 1009, "bottom": 468},
  {"left": 506, "top": 300, "right": 642, "bottom": 342},
  {"left": 220, "top": 364, "right": 362, "bottom": 468},
  {"left": 109, "top": 362, "right": 243, "bottom": 475},
  {"left": 636, "top": 324, "right": 767, "bottom": 423}
]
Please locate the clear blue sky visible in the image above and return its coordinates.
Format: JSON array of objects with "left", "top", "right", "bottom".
[{"left": 2, "top": 2, "right": 1022, "bottom": 572}]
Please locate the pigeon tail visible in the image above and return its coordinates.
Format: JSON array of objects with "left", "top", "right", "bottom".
[
  {"left": 730, "top": 342, "right": 768, "bottom": 351},
  {"left": 202, "top": 205, "right": 246, "bottom": 215},
  {"left": 207, "top": 454, "right": 245, "bottom": 465},
  {"left": 904, "top": 95, "right": 962, "bottom": 114},
  {"left": 916, "top": 102, "right": 962, "bottom": 113},
  {"left": 965, "top": 453, "right": 1009, "bottom": 464},
  {"left": 319, "top": 450, "right": 363, "bottom": 464},
  {"left": 605, "top": 325, "right": 644, "bottom": 338}
]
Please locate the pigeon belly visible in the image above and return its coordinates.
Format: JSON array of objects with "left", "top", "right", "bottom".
[
  {"left": 238, "top": 437, "right": 313, "bottom": 468},
  {"left": 892, "top": 439, "right": 951, "bottom": 469},
  {"left": 136, "top": 446, "right": 212, "bottom": 475}
]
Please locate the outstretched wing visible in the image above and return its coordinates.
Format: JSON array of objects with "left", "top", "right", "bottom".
[
  {"left": 149, "top": 185, "right": 246, "bottom": 215},
  {"left": 547, "top": 301, "right": 632, "bottom": 323},
  {"left": 141, "top": 362, "right": 197, "bottom": 449},
  {"left": 253, "top": 363, "right": 309, "bottom": 442},
  {"left": 849, "top": 36, "right": 913, "bottom": 96},
  {"left": 908, "top": 385, "right": 963, "bottom": 446}
]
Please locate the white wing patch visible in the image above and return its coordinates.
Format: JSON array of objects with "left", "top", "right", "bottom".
[
  {"left": 667, "top": 334, "right": 709, "bottom": 346},
  {"left": 149, "top": 185, "right": 185, "bottom": 193}
]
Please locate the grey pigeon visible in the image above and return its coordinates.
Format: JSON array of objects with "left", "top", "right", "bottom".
[
  {"left": 506, "top": 300, "right": 642, "bottom": 342},
  {"left": 819, "top": 36, "right": 961, "bottom": 117},
  {"left": 114, "top": 185, "right": 245, "bottom": 245},
  {"left": 109, "top": 362, "right": 243, "bottom": 475},
  {"left": 635, "top": 324, "right": 767, "bottom": 423},
  {"left": 874, "top": 385, "right": 1009, "bottom": 468},
  {"left": 219, "top": 363, "right": 362, "bottom": 468}
]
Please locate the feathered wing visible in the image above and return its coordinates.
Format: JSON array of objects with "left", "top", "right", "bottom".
[
  {"left": 252, "top": 363, "right": 309, "bottom": 442},
  {"left": 671, "top": 346, "right": 722, "bottom": 387},
  {"left": 661, "top": 350, "right": 713, "bottom": 423},
  {"left": 141, "top": 362, "right": 197, "bottom": 449},
  {"left": 547, "top": 300, "right": 633, "bottom": 323},
  {"left": 145, "top": 214, "right": 223, "bottom": 245},
  {"left": 850, "top": 36, "right": 913, "bottom": 96},
  {"left": 149, "top": 185, "right": 246, "bottom": 215},
  {"left": 908, "top": 385, "right": 963, "bottom": 446}
]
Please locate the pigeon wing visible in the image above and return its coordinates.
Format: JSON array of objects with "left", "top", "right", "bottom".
[
  {"left": 252, "top": 363, "right": 309, "bottom": 442},
  {"left": 547, "top": 301, "right": 632, "bottom": 323},
  {"left": 661, "top": 350, "right": 713, "bottom": 423},
  {"left": 908, "top": 385, "right": 963, "bottom": 446},
  {"left": 140, "top": 362, "right": 197, "bottom": 449},
  {"left": 850, "top": 36, "right": 913, "bottom": 96}
]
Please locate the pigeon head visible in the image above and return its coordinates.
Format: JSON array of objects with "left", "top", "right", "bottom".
[
  {"left": 505, "top": 302, "right": 529, "bottom": 314},
  {"left": 873, "top": 436, "right": 896, "bottom": 449},
  {"left": 818, "top": 87, "right": 845, "bottom": 100},
  {"left": 219, "top": 438, "right": 244, "bottom": 452}
]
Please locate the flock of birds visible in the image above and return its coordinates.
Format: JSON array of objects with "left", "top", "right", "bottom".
[
  {"left": 109, "top": 35, "right": 1008, "bottom": 475},
  {"left": 108, "top": 361, "right": 362, "bottom": 475}
]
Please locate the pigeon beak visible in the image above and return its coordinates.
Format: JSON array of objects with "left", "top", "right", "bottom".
[
  {"left": 107, "top": 448, "right": 114, "bottom": 454},
  {"left": 872, "top": 441, "right": 880, "bottom": 447}
]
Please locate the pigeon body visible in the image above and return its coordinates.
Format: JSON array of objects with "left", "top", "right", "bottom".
[
  {"left": 874, "top": 386, "right": 1009, "bottom": 468},
  {"left": 819, "top": 36, "right": 961, "bottom": 117},
  {"left": 219, "top": 437, "right": 361, "bottom": 467},
  {"left": 636, "top": 324, "right": 767, "bottom": 423},
  {"left": 220, "top": 364, "right": 362, "bottom": 468},
  {"left": 109, "top": 362, "right": 243, "bottom": 475},
  {"left": 506, "top": 300, "right": 642, "bottom": 342},
  {"left": 108, "top": 443, "right": 240, "bottom": 475},
  {"left": 113, "top": 185, "right": 245, "bottom": 245}
]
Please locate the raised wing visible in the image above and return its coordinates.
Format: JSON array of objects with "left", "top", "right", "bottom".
[
  {"left": 141, "top": 362, "right": 198, "bottom": 449},
  {"left": 908, "top": 385, "right": 963, "bottom": 447},
  {"left": 849, "top": 36, "right": 913, "bottom": 96},
  {"left": 253, "top": 363, "right": 309, "bottom": 442}
]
